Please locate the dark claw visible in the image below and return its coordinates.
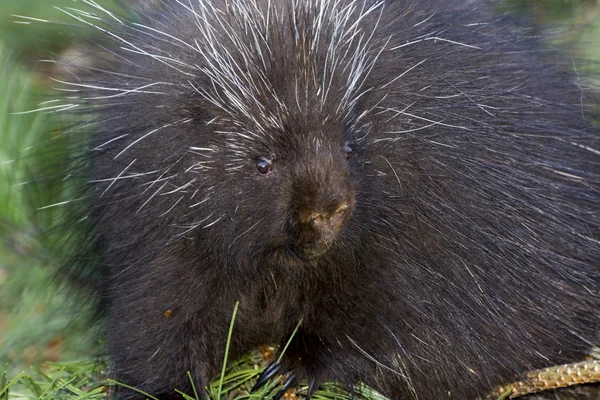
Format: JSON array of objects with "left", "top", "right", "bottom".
[
  {"left": 251, "top": 361, "right": 283, "bottom": 393},
  {"left": 304, "top": 377, "right": 317, "bottom": 400},
  {"left": 271, "top": 374, "right": 295, "bottom": 400}
]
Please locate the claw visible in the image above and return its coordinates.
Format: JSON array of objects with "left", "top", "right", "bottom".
[
  {"left": 304, "top": 377, "right": 317, "bottom": 400},
  {"left": 271, "top": 374, "right": 295, "bottom": 400},
  {"left": 251, "top": 361, "right": 283, "bottom": 393}
]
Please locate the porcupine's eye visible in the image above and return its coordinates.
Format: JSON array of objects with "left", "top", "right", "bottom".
[
  {"left": 256, "top": 157, "right": 273, "bottom": 175},
  {"left": 344, "top": 143, "right": 353, "bottom": 159}
]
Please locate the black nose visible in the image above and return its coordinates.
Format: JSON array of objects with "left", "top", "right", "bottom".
[
  {"left": 293, "top": 199, "right": 354, "bottom": 259},
  {"left": 300, "top": 202, "right": 352, "bottom": 233}
]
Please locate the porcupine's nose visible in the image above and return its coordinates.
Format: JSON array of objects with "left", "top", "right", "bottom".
[
  {"left": 292, "top": 170, "right": 355, "bottom": 259},
  {"left": 288, "top": 139, "right": 356, "bottom": 259},
  {"left": 297, "top": 202, "right": 352, "bottom": 234},
  {"left": 295, "top": 200, "right": 353, "bottom": 259}
]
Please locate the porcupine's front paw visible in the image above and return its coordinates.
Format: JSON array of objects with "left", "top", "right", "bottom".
[
  {"left": 251, "top": 329, "right": 352, "bottom": 399},
  {"left": 251, "top": 361, "right": 318, "bottom": 400}
]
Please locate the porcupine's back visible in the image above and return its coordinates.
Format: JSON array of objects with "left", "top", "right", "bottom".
[{"left": 51, "top": 0, "right": 599, "bottom": 399}]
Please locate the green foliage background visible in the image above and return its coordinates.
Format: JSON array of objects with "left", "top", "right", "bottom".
[{"left": 0, "top": 0, "right": 598, "bottom": 398}]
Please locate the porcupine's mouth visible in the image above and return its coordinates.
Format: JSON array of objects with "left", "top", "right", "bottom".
[
  {"left": 284, "top": 242, "right": 332, "bottom": 263},
  {"left": 281, "top": 230, "right": 337, "bottom": 262},
  {"left": 291, "top": 224, "right": 343, "bottom": 262},
  {"left": 297, "top": 240, "right": 334, "bottom": 260}
]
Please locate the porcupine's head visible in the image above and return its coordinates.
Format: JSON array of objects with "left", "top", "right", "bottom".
[{"left": 67, "top": 0, "right": 386, "bottom": 272}]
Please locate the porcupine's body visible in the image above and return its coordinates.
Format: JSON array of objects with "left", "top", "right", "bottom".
[{"left": 56, "top": 0, "right": 600, "bottom": 399}]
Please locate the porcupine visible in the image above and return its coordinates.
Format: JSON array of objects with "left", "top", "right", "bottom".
[{"left": 48, "top": 0, "right": 600, "bottom": 399}]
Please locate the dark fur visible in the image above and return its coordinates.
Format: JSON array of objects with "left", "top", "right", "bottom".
[{"left": 53, "top": 0, "right": 599, "bottom": 398}]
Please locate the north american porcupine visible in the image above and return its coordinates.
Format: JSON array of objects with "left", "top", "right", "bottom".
[{"left": 41, "top": 0, "right": 600, "bottom": 398}]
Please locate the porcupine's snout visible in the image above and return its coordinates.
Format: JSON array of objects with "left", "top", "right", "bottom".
[
  {"left": 296, "top": 200, "right": 353, "bottom": 256},
  {"left": 287, "top": 145, "right": 355, "bottom": 260}
]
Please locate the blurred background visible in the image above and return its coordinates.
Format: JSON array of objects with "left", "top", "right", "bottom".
[{"left": 0, "top": 0, "right": 599, "bottom": 389}]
